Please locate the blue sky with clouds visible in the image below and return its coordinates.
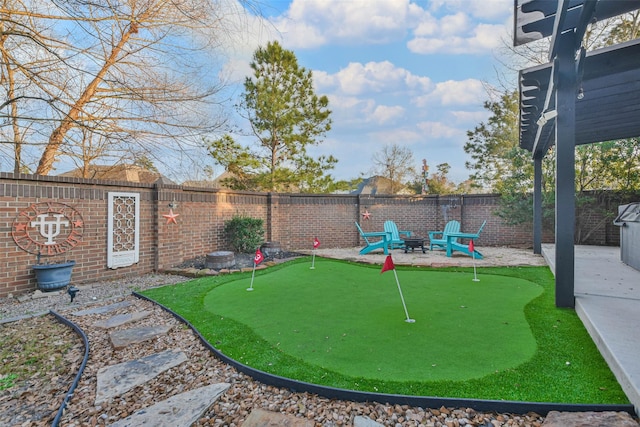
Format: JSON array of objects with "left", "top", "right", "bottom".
[{"left": 219, "top": 0, "right": 516, "bottom": 184}]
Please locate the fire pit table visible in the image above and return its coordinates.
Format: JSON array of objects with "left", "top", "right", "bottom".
[{"left": 403, "top": 236, "right": 426, "bottom": 253}]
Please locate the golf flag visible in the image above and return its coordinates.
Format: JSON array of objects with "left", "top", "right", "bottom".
[
  {"left": 248, "top": 248, "right": 264, "bottom": 291},
  {"left": 254, "top": 248, "right": 264, "bottom": 265},
  {"left": 469, "top": 239, "right": 480, "bottom": 281},
  {"left": 380, "top": 255, "right": 414, "bottom": 322},
  {"left": 310, "top": 237, "right": 320, "bottom": 269},
  {"left": 381, "top": 255, "right": 395, "bottom": 274}
]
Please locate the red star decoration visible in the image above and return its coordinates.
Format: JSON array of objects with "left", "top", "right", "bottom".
[
  {"left": 163, "top": 209, "right": 180, "bottom": 224},
  {"left": 362, "top": 210, "right": 371, "bottom": 220},
  {"left": 73, "top": 220, "right": 83, "bottom": 227},
  {"left": 15, "top": 223, "right": 28, "bottom": 231}
]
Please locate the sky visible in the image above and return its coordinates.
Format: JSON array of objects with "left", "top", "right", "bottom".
[{"left": 215, "top": 0, "right": 517, "bottom": 184}]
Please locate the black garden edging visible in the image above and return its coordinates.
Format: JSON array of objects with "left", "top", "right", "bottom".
[
  {"left": 49, "top": 310, "right": 90, "bottom": 427},
  {"left": 133, "top": 292, "right": 635, "bottom": 417}
]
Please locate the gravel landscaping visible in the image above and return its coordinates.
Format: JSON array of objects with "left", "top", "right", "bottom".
[{"left": 0, "top": 249, "right": 602, "bottom": 426}]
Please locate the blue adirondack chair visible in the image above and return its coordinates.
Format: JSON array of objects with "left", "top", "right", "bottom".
[
  {"left": 355, "top": 222, "right": 391, "bottom": 255},
  {"left": 383, "top": 220, "right": 412, "bottom": 250},
  {"left": 446, "top": 220, "right": 487, "bottom": 259},
  {"left": 428, "top": 220, "right": 460, "bottom": 251}
]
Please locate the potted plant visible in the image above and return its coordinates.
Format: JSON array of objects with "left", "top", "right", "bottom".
[{"left": 32, "top": 254, "right": 76, "bottom": 292}]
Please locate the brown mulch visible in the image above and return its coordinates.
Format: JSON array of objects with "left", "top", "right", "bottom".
[{"left": 0, "top": 314, "right": 84, "bottom": 426}]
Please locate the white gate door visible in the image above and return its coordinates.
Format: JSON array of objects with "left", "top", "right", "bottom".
[{"left": 107, "top": 192, "right": 140, "bottom": 269}]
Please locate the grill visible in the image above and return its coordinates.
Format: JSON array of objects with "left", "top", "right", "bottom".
[{"left": 614, "top": 202, "right": 640, "bottom": 272}]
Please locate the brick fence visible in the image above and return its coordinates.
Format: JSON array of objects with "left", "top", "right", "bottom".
[{"left": 0, "top": 173, "right": 633, "bottom": 298}]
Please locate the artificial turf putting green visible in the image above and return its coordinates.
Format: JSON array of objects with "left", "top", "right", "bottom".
[
  {"left": 141, "top": 257, "right": 629, "bottom": 403},
  {"left": 204, "top": 258, "right": 542, "bottom": 382}
]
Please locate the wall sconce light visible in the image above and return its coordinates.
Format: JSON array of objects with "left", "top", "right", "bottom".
[
  {"left": 577, "top": 87, "right": 584, "bottom": 100},
  {"left": 537, "top": 109, "right": 557, "bottom": 126}
]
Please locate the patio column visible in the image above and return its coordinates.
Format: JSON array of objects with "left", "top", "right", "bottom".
[
  {"left": 533, "top": 157, "right": 543, "bottom": 255},
  {"left": 554, "top": 32, "right": 577, "bottom": 308}
]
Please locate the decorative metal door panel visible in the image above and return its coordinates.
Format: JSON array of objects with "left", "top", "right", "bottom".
[{"left": 107, "top": 192, "right": 140, "bottom": 268}]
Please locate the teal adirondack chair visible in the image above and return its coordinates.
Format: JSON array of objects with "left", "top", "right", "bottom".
[
  {"left": 447, "top": 220, "right": 486, "bottom": 259},
  {"left": 383, "top": 220, "right": 412, "bottom": 250},
  {"left": 355, "top": 222, "right": 391, "bottom": 255},
  {"left": 428, "top": 220, "right": 460, "bottom": 251}
]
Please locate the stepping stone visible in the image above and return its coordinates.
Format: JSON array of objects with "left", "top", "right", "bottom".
[
  {"left": 95, "top": 349, "right": 187, "bottom": 405},
  {"left": 72, "top": 301, "right": 132, "bottom": 316},
  {"left": 354, "top": 416, "right": 385, "bottom": 427},
  {"left": 107, "top": 382, "right": 230, "bottom": 427},
  {"left": 242, "top": 408, "right": 314, "bottom": 427},
  {"left": 542, "top": 411, "right": 639, "bottom": 427},
  {"left": 93, "top": 310, "right": 152, "bottom": 329},
  {"left": 109, "top": 325, "right": 172, "bottom": 349}
]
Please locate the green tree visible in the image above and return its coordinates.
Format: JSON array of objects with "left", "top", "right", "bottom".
[
  {"left": 209, "top": 41, "right": 338, "bottom": 193},
  {"left": 425, "top": 163, "right": 458, "bottom": 195},
  {"left": 464, "top": 91, "right": 520, "bottom": 192}
]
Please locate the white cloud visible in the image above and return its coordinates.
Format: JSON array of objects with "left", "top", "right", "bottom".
[
  {"left": 275, "top": 0, "right": 422, "bottom": 48},
  {"left": 439, "top": 12, "right": 471, "bottom": 36},
  {"left": 413, "top": 79, "right": 485, "bottom": 107},
  {"left": 408, "top": 21, "right": 506, "bottom": 55},
  {"left": 371, "top": 128, "right": 423, "bottom": 145},
  {"left": 428, "top": 0, "right": 511, "bottom": 21},
  {"left": 450, "top": 110, "right": 489, "bottom": 125},
  {"left": 272, "top": 0, "right": 510, "bottom": 51},
  {"left": 316, "top": 61, "right": 432, "bottom": 96},
  {"left": 371, "top": 105, "right": 405, "bottom": 124},
  {"left": 417, "top": 121, "right": 463, "bottom": 139}
]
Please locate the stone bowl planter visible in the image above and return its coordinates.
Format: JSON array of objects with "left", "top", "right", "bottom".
[
  {"left": 205, "top": 251, "right": 235, "bottom": 270},
  {"left": 32, "top": 260, "right": 76, "bottom": 291}
]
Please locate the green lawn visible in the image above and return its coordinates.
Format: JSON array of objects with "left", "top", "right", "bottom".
[{"left": 141, "top": 257, "right": 629, "bottom": 404}]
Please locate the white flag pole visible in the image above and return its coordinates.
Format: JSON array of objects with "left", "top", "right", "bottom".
[
  {"left": 247, "top": 263, "right": 256, "bottom": 291},
  {"left": 310, "top": 248, "right": 316, "bottom": 269},
  {"left": 471, "top": 242, "right": 479, "bottom": 282},
  {"left": 392, "top": 269, "right": 415, "bottom": 323}
]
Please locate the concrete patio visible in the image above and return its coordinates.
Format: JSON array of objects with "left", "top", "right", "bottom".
[{"left": 542, "top": 244, "right": 640, "bottom": 415}]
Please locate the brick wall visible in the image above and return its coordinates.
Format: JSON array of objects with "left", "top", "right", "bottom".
[{"left": 1, "top": 173, "right": 632, "bottom": 298}]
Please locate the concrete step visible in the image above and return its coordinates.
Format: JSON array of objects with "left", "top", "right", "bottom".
[
  {"left": 242, "top": 408, "right": 314, "bottom": 427},
  {"left": 93, "top": 310, "right": 152, "bottom": 329},
  {"left": 95, "top": 349, "right": 187, "bottom": 405},
  {"left": 108, "top": 383, "right": 230, "bottom": 427},
  {"left": 71, "top": 300, "right": 132, "bottom": 316},
  {"left": 541, "top": 410, "right": 639, "bottom": 426},
  {"left": 109, "top": 324, "right": 172, "bottom": 349}
]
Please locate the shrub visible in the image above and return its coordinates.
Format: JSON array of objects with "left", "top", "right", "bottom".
[{"left": 224, "top": 215, "right": 265, "bottom": 253}]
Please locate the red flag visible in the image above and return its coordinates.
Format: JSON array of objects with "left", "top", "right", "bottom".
[
  {"left": 313, "top": 237, "right": 320, "bottom": 249},
  {"left": 469, "top": 239, "right": 475, "bottom": 254},
  {"left": 380, "top": 255, "right": 395, "bottom": 274},
  {"left": 254, "top": 248, "right": 264, "bottom": 265}
]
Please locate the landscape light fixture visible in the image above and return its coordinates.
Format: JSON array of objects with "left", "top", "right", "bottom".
[{"left": 67, "top": 286, "right": 79, "bottom": 303}]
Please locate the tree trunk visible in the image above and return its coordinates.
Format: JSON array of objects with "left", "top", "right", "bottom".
[{"left": 35, "top": 24, "right": 136, "bottom": 175}]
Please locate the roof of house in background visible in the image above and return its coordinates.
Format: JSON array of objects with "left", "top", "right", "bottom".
[
  {"left": 58, "top": 164, "right": 176, "bottom": 184},
  {"left": 350, "top": 176, "right": 412, "bottom": 195},
  {"left": 183, "top": 171, "right": 236, "bottom": 189}
]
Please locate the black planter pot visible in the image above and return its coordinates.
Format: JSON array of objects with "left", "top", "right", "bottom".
[{"left": 32, "top": 261, "right": 76, "bottom": 291}]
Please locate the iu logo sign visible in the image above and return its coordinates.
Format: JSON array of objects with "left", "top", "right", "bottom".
[{"left": 12, "top": 202, "right": 84, "bottom": 255}]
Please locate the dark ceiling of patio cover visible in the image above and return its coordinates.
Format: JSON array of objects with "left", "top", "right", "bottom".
[{"left": 514, "top": 0, "right": 640, "bottom": 159}]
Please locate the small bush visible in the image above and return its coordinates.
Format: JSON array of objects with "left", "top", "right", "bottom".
[{"left": 224, "top": 215, "right": 264, "bottom": 253}]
